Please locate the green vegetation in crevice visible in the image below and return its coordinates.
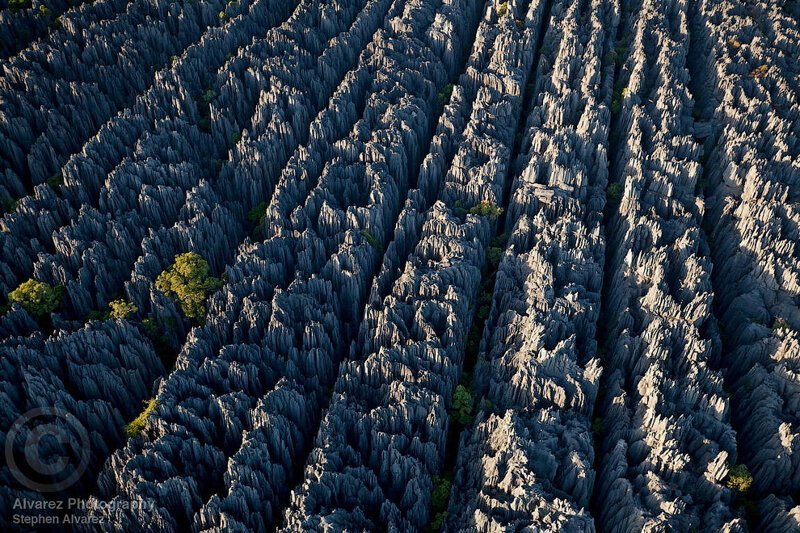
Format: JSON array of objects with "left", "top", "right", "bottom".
[
  {"left": 8, "top": 0, "right": 33, "bottom": 11},
  {"left": 7, "top": 279, "right": 64, "bottom": 319},
  {"left": 604, "top": 181, "right": 623, "bottom": 219},
  {"left": 196, "top": 89, "right": 217, "bottom": 132},
  {"left": 429, "top": 231, "right": 506, "bottom": 531},
  {"left": 725, "top": 464, "right": 754, "bottom": 493},
  {"left": 749, "top": 64, "right": 768, "bottom": 78},
  {"left": 156, "top": 252, "right": 222, "bottom": 322},
  {"left": 248, "top": 201, "right": 269, "bottom": 239},
  {"left": 109, "top": 299, "right": 139, "bottom": 319},
  {"left": 465, "top": 233, "right": 506, "bottom": 366},
  {"left": 360, "top": 229, "right": 384, "bottom": 253},
  {"left": 468, "top": 200, "right": 503, "bottom": 220},
  {"left": 1, "top": 197, "right": 20, "bottom": 216},
  {"left": 248, "top": 201, "right": 268, "bottom": 224},
  {"left": 437, "top": 83, "right": 454, "bottom": 110},
  {"left": 724, "top": 463, "right": 756, "bottom": 523},
  {"left": 452, "top": 383, "right": 474, "bottom": 426},
  {"left": 124, "top": 397, "right": 158, "bottom": 438},
  {"left": 47, "top": 173, "right": 64, "bottom": 194},
  {"left": 610, "top": 80, "right": 627, "bottom": 115},
  {"left": 497, "top": 2, "right": 508, "bottom": 17},
  {"left": 142, "top": 315, "right": 177, "bottom": 364},
  {"left": 85, "top": 298, "right": 138, "bottom": 322},
  {"left": 428, "top": 474, "right": 452, "bottom": 532}
]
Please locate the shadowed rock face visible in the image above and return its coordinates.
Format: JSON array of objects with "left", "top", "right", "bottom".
[
  {"left": 692, "top": 0, "right": 800, "bottom": 506},
  {"left": 0, "top": 320, "right": 163, "bottom": 518},
  {"left": 1, "top": 0, "right": 799, "bottom": 530}
]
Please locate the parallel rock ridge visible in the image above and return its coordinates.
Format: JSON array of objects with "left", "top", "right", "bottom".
[
  {"left": 445, "top": 0, "right": 616, "bottom": 529},
  {"left": 594, "top": 0, "right": 741, "bottom": 529},
  {"left": 85, "top": 0, "right": 477, "bottom": 530},
  {"left": 1, "top": 0, "right": 799, "bottom": 531},
  {"left": 283, "top": 1, "right": 542, "bottom": 528},
  {"left": 692, "top": 0, "right": 800, "bottom": 525}
]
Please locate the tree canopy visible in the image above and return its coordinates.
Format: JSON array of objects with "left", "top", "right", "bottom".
[
  {"left": 156, "top": 252, "right": 222, "bottom": 321},
  {"left": 109, "top": 299, "right": 138, "bottom": 319},
  {"left": 8, "top": 279, "right": 63, "bottom": 318}
]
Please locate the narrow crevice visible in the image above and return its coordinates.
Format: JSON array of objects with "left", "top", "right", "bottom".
[
  {"left": 433, "top": 0, "right": 557, "bottom": 526},
  {"left": 274, "top": 1, "right": 487, "bottom": 527},
  {"left": 685, "top": 0, "right": 760, "bottom": 527},
  {"left": 588, "top": 0, "right": 632, "bottom": 519}
]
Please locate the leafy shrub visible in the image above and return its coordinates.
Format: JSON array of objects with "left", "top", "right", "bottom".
[
  {"left": 197, "top": 89, "right": 216, "bottom": 131},
  {"left": 437, "top": 83, "right": 454, "bottom": 108},
  {"left": 487, "top": 246, "right": 503, "bottom": 269},
  {"left": 8, "top": 279, "right": 63, "bottom": 318},
  {"left": 606, "top": 182, "right": 623, "bottom": 203},
  {"left": 109, "top": 299, "right": 138, "bottom": 319},
  {"left": 156, "top": 252, "right": 222, "bottom": 321},
  {"left": 497, "top": 2, "right": 508, "bottom": 17},
  {"left": 430, "top": 511, "right": 448, "bottom": 531},
  {"left": 360, "top": 230, "right": 383, "bottom": 252},
  {"left": 248, "top": 202, "right": 268, "bottom": 224},
  {"left": 86, "top": 310, "right": 107, "bottom": 322},
  {"left": 8, "top": 0, "right": 32, "bottom": 11},
  {"left": 750, "top": 65, "right": 768, "bottom": 78},
  {"left": 725, "top": 464, "right": 753, "bottom": 493},
  {"left": 468, "top": 201, "right": 502, "bottom": 220},
  {"left": 431, "top": 475, "right": 451, "bottom": 511},
  {"left": 125, "top": 398, "right": 158, "bottom": 437},
  {"left": 1, "top": 197, "right": 19, "bottom": 214},
  {"left": 452, "top": 384, "right": 473, "bottom": 425},
  {"left": 200, "top": 89, "right": 216, "bottom": 105},
  {"left": 47, "top": 173, "right": 63, "bottom": 192}
]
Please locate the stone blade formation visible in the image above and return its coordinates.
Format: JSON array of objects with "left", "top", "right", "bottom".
[{"left": 0, "top": 0, "right": 798, "bottom": 531}]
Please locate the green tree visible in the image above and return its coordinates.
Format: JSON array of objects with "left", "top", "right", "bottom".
[
  {"left": 725, "top": 464, "right": 753, "bottom": 493},
  {"left": 156, "top": 252, "right": 222, "bottom": 321},
  {"left": 431, "top": 476, "right": 451, "bottom": 511},
  {"left": 248, "top": 202, "right": 268, "bottom": 224},
  {"left": 360, "top": 229, "right": 383, "bottom": 252},
  {"left": 109, "top": 299, "right": 138, "bottom": 319},
  {"left": 430, "top": 511, "right": 448, "bottom": 531},
  {"left": 8, "top": 279, "right": 62, "bottom": 318},
  {"left": 606, "top": 182, "right": 623, "bottom": 203},
  {"left": 47, "top": 173, "right": 63, "bottom": 192},
  {"left": 468, "top": 201, "right": 503, "bottom": 220},
  {"left": 452, "top": 384, "right": 473, "bottom": 425},
  {"left": 124, "top": 398, "right": 158, "bottom": 437},
  {"left": 437, "top": 84, "right": 454, "bottom": 108},
  {"left": 487, "top": 246, "right": 503, "bottom": 268},
  {"left": 8, "top": 0, "right": 32, "bottom": 10}
]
